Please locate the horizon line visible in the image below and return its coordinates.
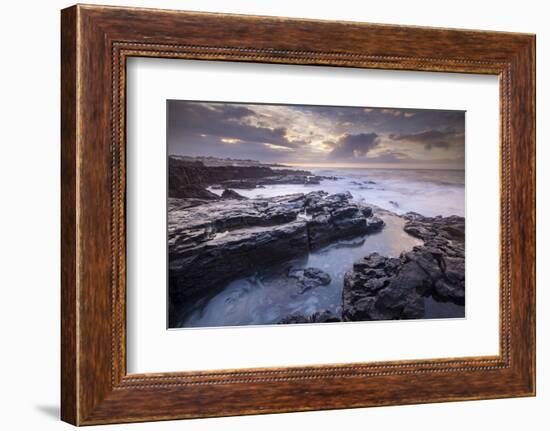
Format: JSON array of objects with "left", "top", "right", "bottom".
[
  {"left": 167, "top": 154, "right": 464, "bottom": 171},
  {"left": 281, "top": 162, "right": 465, "bottom": 171}
]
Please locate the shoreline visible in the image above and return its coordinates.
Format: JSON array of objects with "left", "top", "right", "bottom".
[
  {"left": 167, "top": 158, "right": 465, "bottom": 328},
  {"left": 168, "top": 191, "right": 465, "bottom": 328}
]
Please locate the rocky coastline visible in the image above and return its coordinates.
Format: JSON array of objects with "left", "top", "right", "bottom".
[
  {"left": 168, "top": 160, "right": 465, "bottom": 326},
  {"left": 168, "top": 190, "right": 384, "bottom": 324},
  {"left": 341, "top": 212, "right": 465, "bottom": 321},
  {"left": 273, "top": 213, "right": 465, "bottom": 324},
  {"left": 168, "top": 156, "right": 336, "bottom": 199}
]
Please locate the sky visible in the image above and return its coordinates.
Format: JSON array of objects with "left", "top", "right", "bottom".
[{"left": 167, "top": 100, "right": 465, "bottom": 169}]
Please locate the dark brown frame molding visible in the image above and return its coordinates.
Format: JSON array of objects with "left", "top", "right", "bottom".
[{"left": 61, "top": 4, "right": 536, "bottom": 425}]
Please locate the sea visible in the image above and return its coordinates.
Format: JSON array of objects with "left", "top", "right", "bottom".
[
  {"left": 226, "top": 167, "right": 465, "bottom": 218},
  {"left": 174, "top": 168, "right": 465, "bottom": 328}
]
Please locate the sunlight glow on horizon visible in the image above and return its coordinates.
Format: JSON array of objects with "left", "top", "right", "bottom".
[
  {"left": 282, "top": 161, "right": 465, "bottom": 170},
  {"left": 168, "top": 101, "right": 465, "bottom": 169}
]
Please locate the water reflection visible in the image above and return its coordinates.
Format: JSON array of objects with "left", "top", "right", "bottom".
[{"left": 176, "top": 214, "right": 465, "bottom": 328}]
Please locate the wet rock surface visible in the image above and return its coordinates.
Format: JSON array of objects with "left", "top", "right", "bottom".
[
  {"left": 342, "top": 213, "right": 465, "bottom": 321},
  {"left": 288, "top": 267, "right": 332, "bottom": 293},
  {"left": 168, "top": 191, "right": 383, "bottom": 322},
  {"left": 303, "top": 192, "right": 381, "bottom": 248},
  {"left": 168, "top": 156, "right": 335, "bottom": 198},
  {"left": 170, "top": 184, "right": 220, "bottom": 200},
  {"left": 366, "top": 216, "right": 384, "bottom": 233},
  {"left": 279, "top": 309, "right": 342, "bottom": 324},
  {"left": 220, "top": 189, "right": 248, "bottom": 200},
  {"left": 211, "top": 174, "right": 336, "bottom": 189}
]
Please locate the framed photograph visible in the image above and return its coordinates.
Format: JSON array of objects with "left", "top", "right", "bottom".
[{"left": 61, "top": 4, "right": 536, "bottom": 425}]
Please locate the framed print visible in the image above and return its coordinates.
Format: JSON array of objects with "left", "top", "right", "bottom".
[{"left": 61, "top": 4, "right": 536, "bottom": 425}]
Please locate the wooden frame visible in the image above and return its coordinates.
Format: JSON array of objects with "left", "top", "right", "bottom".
[{"left": 61, "top": 4, "right": 536, "bottom": 426}]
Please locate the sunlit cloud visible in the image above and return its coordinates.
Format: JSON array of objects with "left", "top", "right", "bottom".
[
  {"left": 264, "top": 143, "right": 295, "bottom": 152},
  {"left": 220, "top": 137, "right": 242, "bottom": 144},
  {"left": 167, "top": 100, "right": 465, "bottom": 169},
  {"left": 381, "top": 109, "right": 402, "bottom": 117}
]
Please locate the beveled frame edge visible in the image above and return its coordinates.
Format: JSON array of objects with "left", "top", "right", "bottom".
[{"left": 61, "top": 4, "right": 535, "bottom": 426}]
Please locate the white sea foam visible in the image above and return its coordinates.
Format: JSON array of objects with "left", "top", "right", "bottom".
[
  {"left": 183, "top": 168, "right": 466, "bottom": 328},
  {"left": 209, "top": 168, "right": 465, "bottom": 218}
]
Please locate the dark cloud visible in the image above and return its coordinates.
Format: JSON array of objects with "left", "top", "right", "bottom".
[
  {"left": 390, "top": 129, "right": 464, "bottom": 151},
  {"left": 167, "top": 101, "right": 301, "bottom": 155},
  {"left": 297, "top": 106, "right": 464, "bottom": 139},
  {"left": 365, "top": 150, "right": 410, "bottom": 163},
  {"left": 167, "top": 100, "right": 465, "bottom": 168},
  {"left": 168, "top": 101, "right": 254, "bottom": 130},
  {"left": 328, "top": 133, "right": 380, "bottom": 160}
]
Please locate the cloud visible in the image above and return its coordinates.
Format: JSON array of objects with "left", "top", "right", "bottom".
[
  {"left": 168, "top": 101, "right": 300, "bottom": 151},
  {"left": 365, "top": 150, "right": 411, "bottom": 163},
  {"left": 389, "top": 129, "right": 464, "bottom": 150},
  {"left": 380, "top": 109, "right": 416, "bottom": 119},
  {"left": 328, "top": 133, "right": 380, "bottom": 160},
  {"left": 167, "top": 100, "right": 465, "bottom": 167},
  {"left": 220, "top": 137, "right": 242, "bottom": 144},
  {"left": 381, "top": 109, "right": 402, "bottom": 117},
  {"left": 264, "top": 143, "right": 295, "bottom": 152}
]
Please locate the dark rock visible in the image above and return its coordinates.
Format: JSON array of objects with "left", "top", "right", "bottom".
[
  {"left": 305, "top": 192, "right": 371, "bottom": 248},
  {"left": 219, "top": 174, "right": 333, "bottom": 189},
  {"left": 279, "top": 313, "right": 310, "bottom": 324},
  {"left": 304, "top": 175, "right": 321, "bottom": 185},
  {"left": 403, "top": 224, "right": 434, "bottom": 239},
  {"left": 279, "top": 309, "right": 341, "bottom": 324},
  {"left": 342, "top": 214, "right": 465, "bottom": 321},
  {"left": 350, "top": 180, "right": 376, "bottom": 186},
  {"left": 310, "top": 310, "right": 341, "bottom": 323},
  {"left": 366, "top": 216, "right": 384, "bottom": 233},
  {"left": 360, "top": 206, "right": 373, "bottom": 218},
  {"left": 403, "top": 212, "right": 465, "bottom": 242},
  {"left": 170, "top": 184, "right": 219, "bottom": 200},
  {"left": 169, "top": 191, "right": 384, "bottom": 308},
  {"left": 169, "top": 219, "right": 310, "bottom": 305},
  {"left": 221, "top": 189, "right": 248, "bottom": 200},
  {"left": 288, "top": 267, "right": 331, "bottom": 293},
  {"left": 168, "top": 156, "right": 318, "bottom": 198},
  {"left": 403, "top": 214, "right": 465, "bottom": 304},
  {"left": 210, "top": 181, "right": 256, "bottom": 190},
  {"left": 342, "top": 253, "right": 427, "bottom": 321},
  {"left": 168, "top": 197, "right": 215, "bottom": 210}
]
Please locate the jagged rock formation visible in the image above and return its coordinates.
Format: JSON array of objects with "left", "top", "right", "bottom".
[
  {"left": 288, "top": 267, "right": 332, "bottom": 293},
  {"left": 171, "top": 184, "right": 220, "bottom": 200},
  {"left": 342, "top": 213, "right": 465, "bottom": 321},
  {"left": 168, "top": 191, "right": 384, "bottom": 318},
  {"left": 279, "top": 309, "right": 342, "bottom": 324},
  {"left": 168, "top": 156, "right": 332, "bottom": 198},
  {"left": 220, "top": 189, "right": 248, "bottom": 200}
]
